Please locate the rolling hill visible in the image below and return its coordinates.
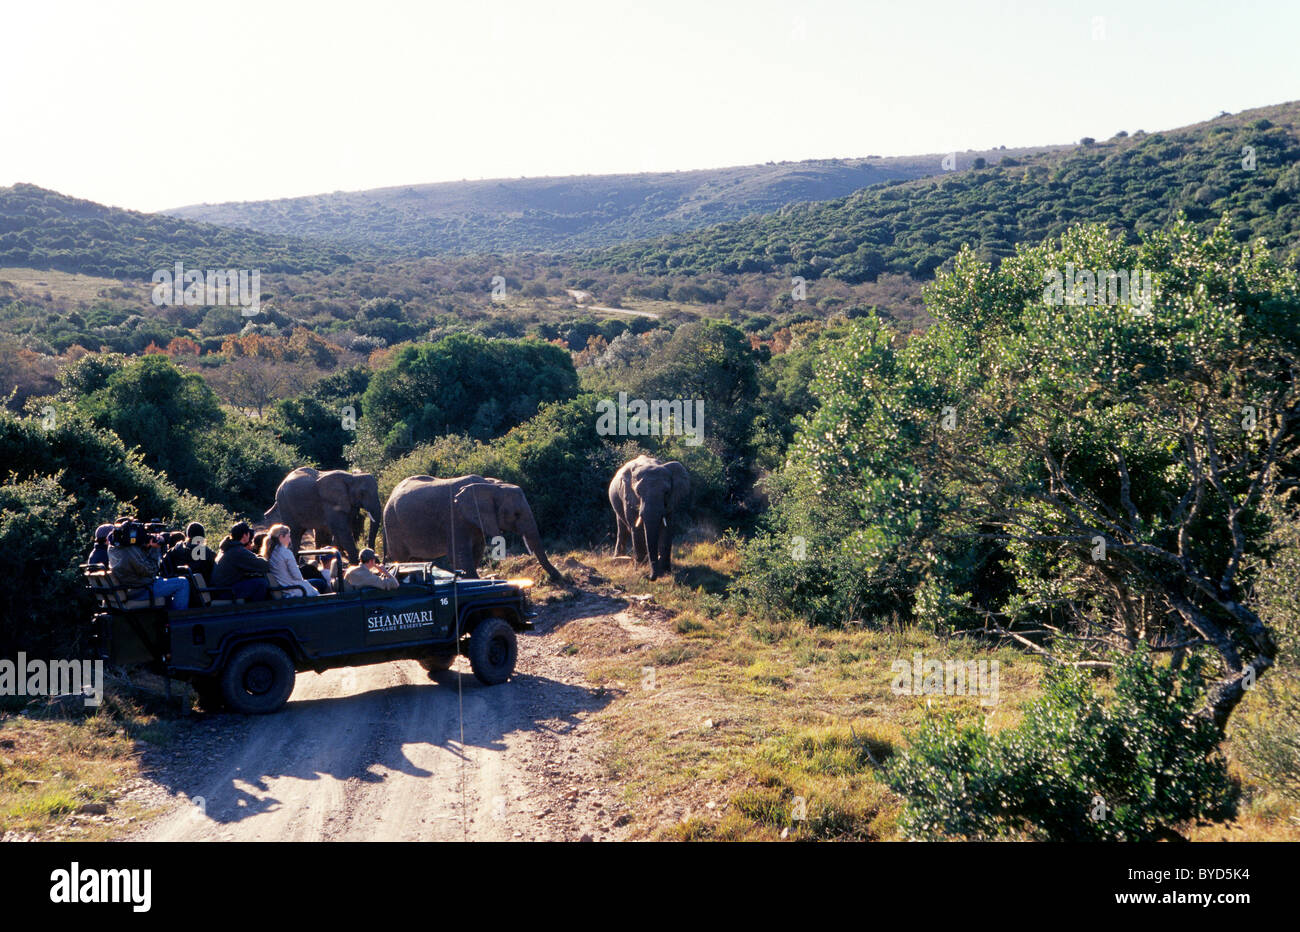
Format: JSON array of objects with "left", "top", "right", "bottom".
[
  {"left": 585, "top": 101, "right": 1300, "bottom": 282},
  {"left": 0, "top": 184, "right": 369, "bottom": 279},
  {"left": 162, "top": 147, "right": 1062, "bottom": 255}
]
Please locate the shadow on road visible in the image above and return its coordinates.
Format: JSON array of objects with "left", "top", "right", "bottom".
[{"left": 135, "top": 669, "right": 611, "bottom": 828}]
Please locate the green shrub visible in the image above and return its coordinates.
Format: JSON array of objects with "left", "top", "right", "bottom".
[
  {"left": 886, "top": 649, "right": 1239, "bottom": 840},
  {"left": 1233, "top": 502, "right": 1300, "bottom": 799},
  {"left": 0, "top": 475, "right": 87, "bottom": 656},
  {"left": 0, "top": 410, "right": 232, "bottom": 655},
  {"left": 361, "top": 333, "right": 579, "bottom": 449}
]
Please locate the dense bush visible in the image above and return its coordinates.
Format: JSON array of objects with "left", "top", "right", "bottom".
[
  {"left": 0, "top": 476, "right": 93, "bottom": 656},
  {"left": 594, "top": 107, "right": 1300, "bottom": 282},
  {"left": 43, "top": 353, "right": 298, "bottom": 516},
  {"left": 738, "top": 220, "right": 1298, "bottom": 730},
  {"left": 1233, "top": 500, "right": 1300, "bottom": 799},
  {"left": 0, "top": 410, "right": 232, "bottom": 655},
  {"left": 360, "top": 333, "right": 579, "bottom": 454},
  {"left": 886, "top": 649, "right": 1239, "bottom": 840}
]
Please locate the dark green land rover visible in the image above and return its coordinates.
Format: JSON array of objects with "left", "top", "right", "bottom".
[{"left": 83, "top": 560, "right": 537, "bottom": 714}]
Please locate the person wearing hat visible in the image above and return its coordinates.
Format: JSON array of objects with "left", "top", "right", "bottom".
[
  {"left": 211, "top": 521, "right": 272, "bottom": 602},
  {"left": 87, "top": 524, "right": 113, "bottom": 568},
  {"left": 343, "top": 548, "right": 399, "bottom": 592},
  {"left": 108, "top": 520, "right": 190, "bottom": 611},
  {"left": 162, "top": 522, "right": 216, "bottom": 582}
]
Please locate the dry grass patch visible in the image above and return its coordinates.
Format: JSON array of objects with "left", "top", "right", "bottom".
[
  {"left": 0, "top": 685, "right": 184, "bottom": 839},
  {"left": 544, "top": 548, "right": 1043, "bottom": 839}
]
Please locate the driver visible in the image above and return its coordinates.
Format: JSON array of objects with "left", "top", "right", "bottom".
[{"left": 344, "top": 548, "right": 399, "bottom": 592}]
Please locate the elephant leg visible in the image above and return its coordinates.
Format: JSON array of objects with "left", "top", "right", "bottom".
[
  {"left": 455, "top": 538, "right": 479, "bottom": 578},
  {"left": 472, "top": 536, "right": 485, "bottom": 573},
  {"left": 326, "top": 515, "right": 358, "bottom": 563},
  {"left": 291, "top": 528, "right": 304, "bottom": 556},
  {"left": 613, "top": 515, "right": 631, "bottom": 557},
  {"left": 660, "top": 526, "right": 674, "bottom": 573}
]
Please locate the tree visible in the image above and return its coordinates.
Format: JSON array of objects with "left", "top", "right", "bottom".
[
  {"left": 205, "top": 354, "right": 313, "bottom": 418},
  {"left": 361, "top": 333, "right": 579, "bottom": 452},
  {"left": 743, "top": 220, "right": 1299, "bottom": 731}
]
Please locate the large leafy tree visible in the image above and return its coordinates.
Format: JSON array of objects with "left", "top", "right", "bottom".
[
  {"left": 361, "top": 333, "right": 579, "bottom": 452},
  {"left": 744, "top": 220, "right": 1299, "bottom": 729},
  {"left": 46, "top": 353, "right": 297, "bottom": 516}
]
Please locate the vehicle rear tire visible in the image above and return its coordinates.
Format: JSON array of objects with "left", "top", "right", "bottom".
[
  {"left": 468, "top": 617, "right": 517, "bottom": 685},
  {"left": 193, "top": 676, "right": 226, "bottom": 713},
  {"left": 419, "top": 653, "right": 457, "bottom": 674},
  {"left": 220, "top": 643, "right": 296, "bottom": 714}
]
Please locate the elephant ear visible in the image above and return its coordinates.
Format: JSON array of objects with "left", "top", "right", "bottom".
[
  {"left": 665, "top": 461, "right": 691, "bottom": 510},
  {"left": 315, "top": 472, "right": 352, "bottom": 511},
  {"left": 453, "top": 483, "right": 503, "bottom": 540}
]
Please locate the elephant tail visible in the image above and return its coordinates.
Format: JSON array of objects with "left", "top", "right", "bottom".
[{"left": 259, "top": 502, "right": 282, "bottom": 531}]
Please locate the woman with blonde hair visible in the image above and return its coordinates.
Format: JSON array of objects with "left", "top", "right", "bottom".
[{"left": 262, "top": 523, "right": 319, "bottom": 597}]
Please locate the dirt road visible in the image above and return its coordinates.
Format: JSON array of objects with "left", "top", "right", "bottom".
[{"left": 124, "top": 585, "right": 639, "bottom": 842}]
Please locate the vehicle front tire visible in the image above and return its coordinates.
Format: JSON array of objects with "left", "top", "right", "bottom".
[
  {"left": 220, "top": 643, "right": 296, "bottom": 714},
  {"left": 468, "top": 617, "right": 517, "bottom": 686}
]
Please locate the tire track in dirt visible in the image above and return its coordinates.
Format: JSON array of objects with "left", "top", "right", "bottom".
[{"left": 124, "top": 586, "right": 635, "bottom": 842}]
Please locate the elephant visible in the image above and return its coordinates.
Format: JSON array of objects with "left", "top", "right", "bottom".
[
  {"left": 609, "top": 455, "right": 691, "bottom": 580},
  {"left": 382, "top": 474, "right": 563, "bottom": 582},
  {"left": 261, "top": 468, "right": 383, "bottom": 564}
]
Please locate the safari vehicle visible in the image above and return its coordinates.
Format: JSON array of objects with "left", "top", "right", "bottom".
[{"left": 82, "top": 558, "right": 536, "bottom": 714}]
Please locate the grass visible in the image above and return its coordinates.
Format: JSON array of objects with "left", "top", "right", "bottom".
[
  {"left": 526, "top": 540, "right": 1300, "bottom": 841},
  {"left": 520, "top": 543, "right": 1037, "bottom": 840},
  {"left": 0, "top": 679, "right": 187, "bottom": 839},
  {"left": 0, "top": 267, "right": 149, "bottom": 307}
]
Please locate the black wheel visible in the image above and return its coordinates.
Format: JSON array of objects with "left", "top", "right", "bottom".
[
  {"left": 220, "top": 643, "right": 296, "bottom": 714},
  {"left": 419, "top": 652, "right": 457, "bottom": 674},
  {"left": 193, "top": 676, "right": 226, "bottom": 713},
  {"left": 468, "top": 617, "right": 517, "bottom": 685}
]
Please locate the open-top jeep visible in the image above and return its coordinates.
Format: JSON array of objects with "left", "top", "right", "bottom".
[{"left": 83, "top": 559, "right": 536, "bottom": 714}]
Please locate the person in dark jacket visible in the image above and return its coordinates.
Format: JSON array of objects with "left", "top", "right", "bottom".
[
  {"left": 107, "top": 522, "right": 190, "bottom": 610},
  {"left": 162, "top": 522, "right": 216, "bottom": 582},
  {"left": 86, "top": 524, "right": 113, "bottom": 568},
  {"left": 210, "top": 522, "right": 271, "bottom": 602}
]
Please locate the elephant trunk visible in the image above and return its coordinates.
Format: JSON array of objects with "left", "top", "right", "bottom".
[
  {"left": 518, "top": 509, "right": 563, "bottom": 582},
  {"left": 640, "top": 505, "right": 669, "bottom": 578}
]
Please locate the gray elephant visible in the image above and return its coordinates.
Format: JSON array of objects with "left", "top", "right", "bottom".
[
  {"left": 609, "top": 455, "right": 691, "bottom": 580},
  {"left": 383, "top": 475, "right": 563, "bottom": 582},
  {"left": 261, "top": 467, "right": 383, "bottom": 563}
]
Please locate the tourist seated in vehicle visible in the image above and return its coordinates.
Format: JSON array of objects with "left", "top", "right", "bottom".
[
  {"left": 211, "top": 521, "right": 272, "bottom": 602},
  {"left": 107, "top": 521, "right": 190, "bottom": 610},
  {"left": 262, "top": 523, "right": 320, "bottom": 597},
  {"left": 86, "top": 523, "right": 113, "bottom": 568},
  {"left": 161, "top": 522, "right": 216, "bottom": 582},
  {"left": 298, "top": 550, "right": 336, "bottom": 594},
  {"left": 343, "top": 548, "right": 399, "bottom": 592}
]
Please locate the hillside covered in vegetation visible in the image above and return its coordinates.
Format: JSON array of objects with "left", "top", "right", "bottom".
[
  {"left": 162, "top": 147, "right": 1059, "bottom": 254},
  {"left": 0, "top": 184, "right": 371, "bottom": 279},
  {"left": 590, "top": 102, "right": 1300, "bottom": 281}
]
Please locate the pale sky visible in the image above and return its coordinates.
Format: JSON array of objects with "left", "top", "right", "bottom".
[{"left": 2, "top": 0, "right": 1297, "bottom": 212}]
